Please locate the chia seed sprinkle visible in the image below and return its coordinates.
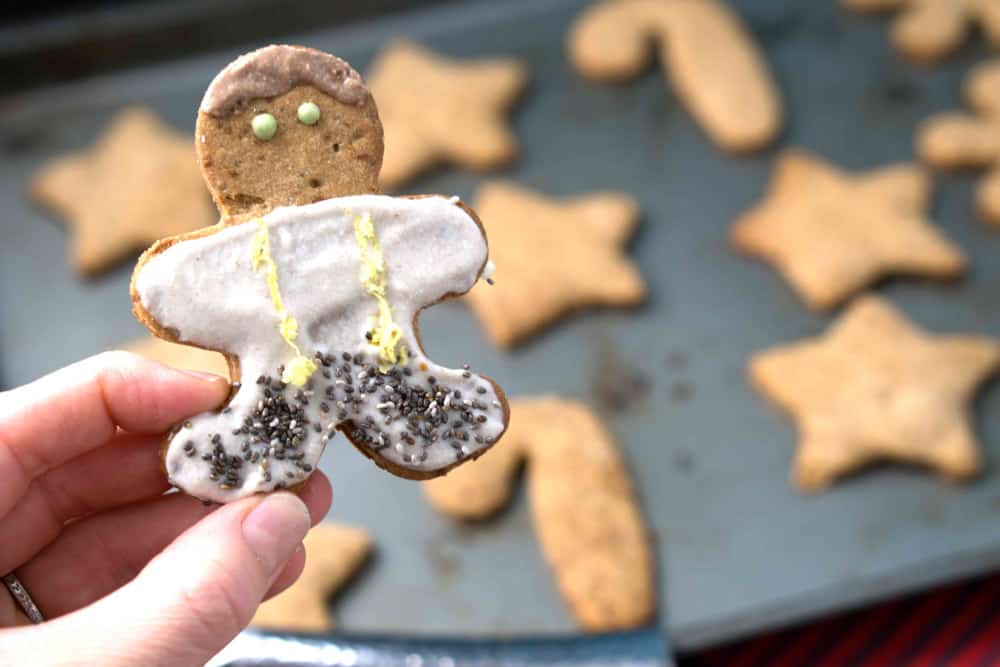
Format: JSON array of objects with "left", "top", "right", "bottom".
[{"left": 181, "top": 349, "right": 501, "bottom": 492}]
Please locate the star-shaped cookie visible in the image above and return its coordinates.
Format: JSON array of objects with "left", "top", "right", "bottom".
[
  {"left": 464, "top": 181, "right": 645, "bottom": 348},
  {"left": 423, "top": 397, "right": 655, "bottom": 631},
  {"left": 751, "top": 296, "right": 1000, "bottom": 492},
  {"left": 367, "top": 41, "right": 528, "bottom": 190},
  {"left": 31, "top": 107, "right": 216, "bottom": 275},
  {"left": 251, "top": 523, "right": 372, "bottom": 632},
  {"left": 730, "top": 149, "right": 965, "bottom": 311},
  {"left": 842, "top": 0, "right": 1000, "bottom": 63},
  {"left": 918, "top": 58, "right": 1000, "bottom": 226}
]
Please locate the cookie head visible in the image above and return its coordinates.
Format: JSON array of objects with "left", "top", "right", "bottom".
[{"left": 197, "top": 45, "right": 383, "bottom": 221}]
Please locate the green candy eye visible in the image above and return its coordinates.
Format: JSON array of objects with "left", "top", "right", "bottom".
[
  {"left": 252, "top": 113, "right": 277, "bottom": 140},
  {"left": 297, "top": 102, "right": 321, "bottom": 125}
]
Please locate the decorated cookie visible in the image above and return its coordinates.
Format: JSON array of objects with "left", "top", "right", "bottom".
[
  {"left": 918, "top": 59, "right": 1000, "bottom": 226},
  {"left": 842, "top": 0, "right": 1000, "bottom": 63},
  {"left": 424, "top": 397, "right": 655, "bottom": 632},
  {"left": 251, "top": 522, "right": 372, "bottom": 632},
  {"left": 567, "top": 0, "right": 782, "bottom": 152},
  {"left": 464, "top": 181, "right": 645, "bottom": 348},
  {"left": 751, "top": 296, "right": 1000, "bottom": 492},
  {"left": 367, "top": 40, "right": 528, "bottom": 190},
  {"left": 130, "top": 45, "right": 509, "bottom": 504},
  {"left": 31, "top": 107, "right": 216, "bottom": 275},
  {"left": 730, "top": 149, "right": 965, "bottom": 311}
]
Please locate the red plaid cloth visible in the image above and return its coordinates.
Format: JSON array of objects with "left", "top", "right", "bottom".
[{"left": 693, "top": 574, "right": 1000, "bottom": 666}]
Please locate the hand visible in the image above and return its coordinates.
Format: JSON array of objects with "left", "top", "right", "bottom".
[{"left": 0, "top": 351, "right": 333, "bottom": 666}]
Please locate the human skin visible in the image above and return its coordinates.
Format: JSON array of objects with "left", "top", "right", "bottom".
[{"left": 0, "top": 351, "right": 333, "bottom": 666}]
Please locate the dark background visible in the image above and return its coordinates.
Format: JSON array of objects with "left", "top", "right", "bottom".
[{"left": 0, "top": 0, "right": 455, "bottom": 95}]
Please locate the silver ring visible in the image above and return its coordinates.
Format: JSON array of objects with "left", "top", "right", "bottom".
[{"left": 2, "top": 573, "right": 44, "bottom": 624}]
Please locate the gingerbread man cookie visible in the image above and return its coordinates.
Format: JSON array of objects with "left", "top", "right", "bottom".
[
  {"left": 918, "top": 58, "right": 1000, "bottom": 225},
  {"left": 568, "top": 0, "right": 782, "bottom": 152},
  {"left": 130, "top": 45, "right": 509, "bottom": 504},
  {"left": 843, "top": 0, "right": 1000, "bottom": 63}
]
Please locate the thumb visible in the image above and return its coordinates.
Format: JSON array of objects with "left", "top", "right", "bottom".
[{"left": 8, "top": 492, "right": 310, "bottom": 667}]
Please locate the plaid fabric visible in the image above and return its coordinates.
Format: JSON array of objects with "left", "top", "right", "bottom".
[{"left": 691, "top": 574, "right": 1000, "bottom": 667}]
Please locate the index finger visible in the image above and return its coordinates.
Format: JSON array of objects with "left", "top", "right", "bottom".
[{"left": 0, "top": 350, "right": 230, "bottom": 517}]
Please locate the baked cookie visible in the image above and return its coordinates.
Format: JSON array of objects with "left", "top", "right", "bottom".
[
  {"left": 918, "top": 58, "right": 1000, "bottom": 226},
  {"left": 367, "top": 40, "right": 528, "bottom": 190},
  {"left": 30, "top": 107, "right": 216, "bottom": 275},
  {"left": 251, "top": 522, "right": 372, "bottom": 632},
  {"left": 130, "top": 45, "right": 509, "bottom": 504},
  {"left": 731, "top": 149, "right": 965, "bottom": 310},
  {"left": 463, "top": 181, "right": 645, "bottom": 348},
  {"left": 567, "top": 0, "right": 782, "bottom": 152},
  {"left": 750, "top": 296, "right": 1000, "bottom": 492},
  {"left": 842, "top": 0, "right": 1000, "bottom": 63},
  {"left": 424, "top": 397, "right": 655, "bottom": 632}
]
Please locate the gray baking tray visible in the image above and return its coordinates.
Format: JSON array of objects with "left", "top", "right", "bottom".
[{"left": 2, "top": 0, "right": 1000, "bottom": 652}]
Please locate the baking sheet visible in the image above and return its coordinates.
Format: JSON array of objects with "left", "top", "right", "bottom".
[{"left": 2, "top": 0, "right": 1000, "bottom": 652}]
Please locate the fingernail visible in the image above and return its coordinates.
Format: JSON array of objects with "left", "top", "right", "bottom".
[
  {"left": 242, "top": 493, "right": 310, "bottom": 576},
  {"left": 175, "top": 368, "right": 228, "bottom": 383}
]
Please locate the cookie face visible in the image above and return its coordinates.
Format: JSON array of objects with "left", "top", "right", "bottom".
[
  {"left": 568, "top": 0, "right": 782, "bottom": 152},
  {"left": 131, "top": 45, "right": 509, "bottom": 503},
  {"left": 197, "top": 45, "right": 383, "bottom": 222}
]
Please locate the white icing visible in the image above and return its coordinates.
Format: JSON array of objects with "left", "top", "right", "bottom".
[
  {"left": 481, "top": 259, "right": 496, "bottom": 281},
  {"left": 135, "top": 194, "right": 504, "bottom": 503}
]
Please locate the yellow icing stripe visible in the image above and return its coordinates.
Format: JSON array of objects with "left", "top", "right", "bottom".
[
  {"left": 250, "top": 218, "right": 317, "bottom": 386},
  {"left": 353, "top": 211, "right": 407, "bottom": 372}
]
